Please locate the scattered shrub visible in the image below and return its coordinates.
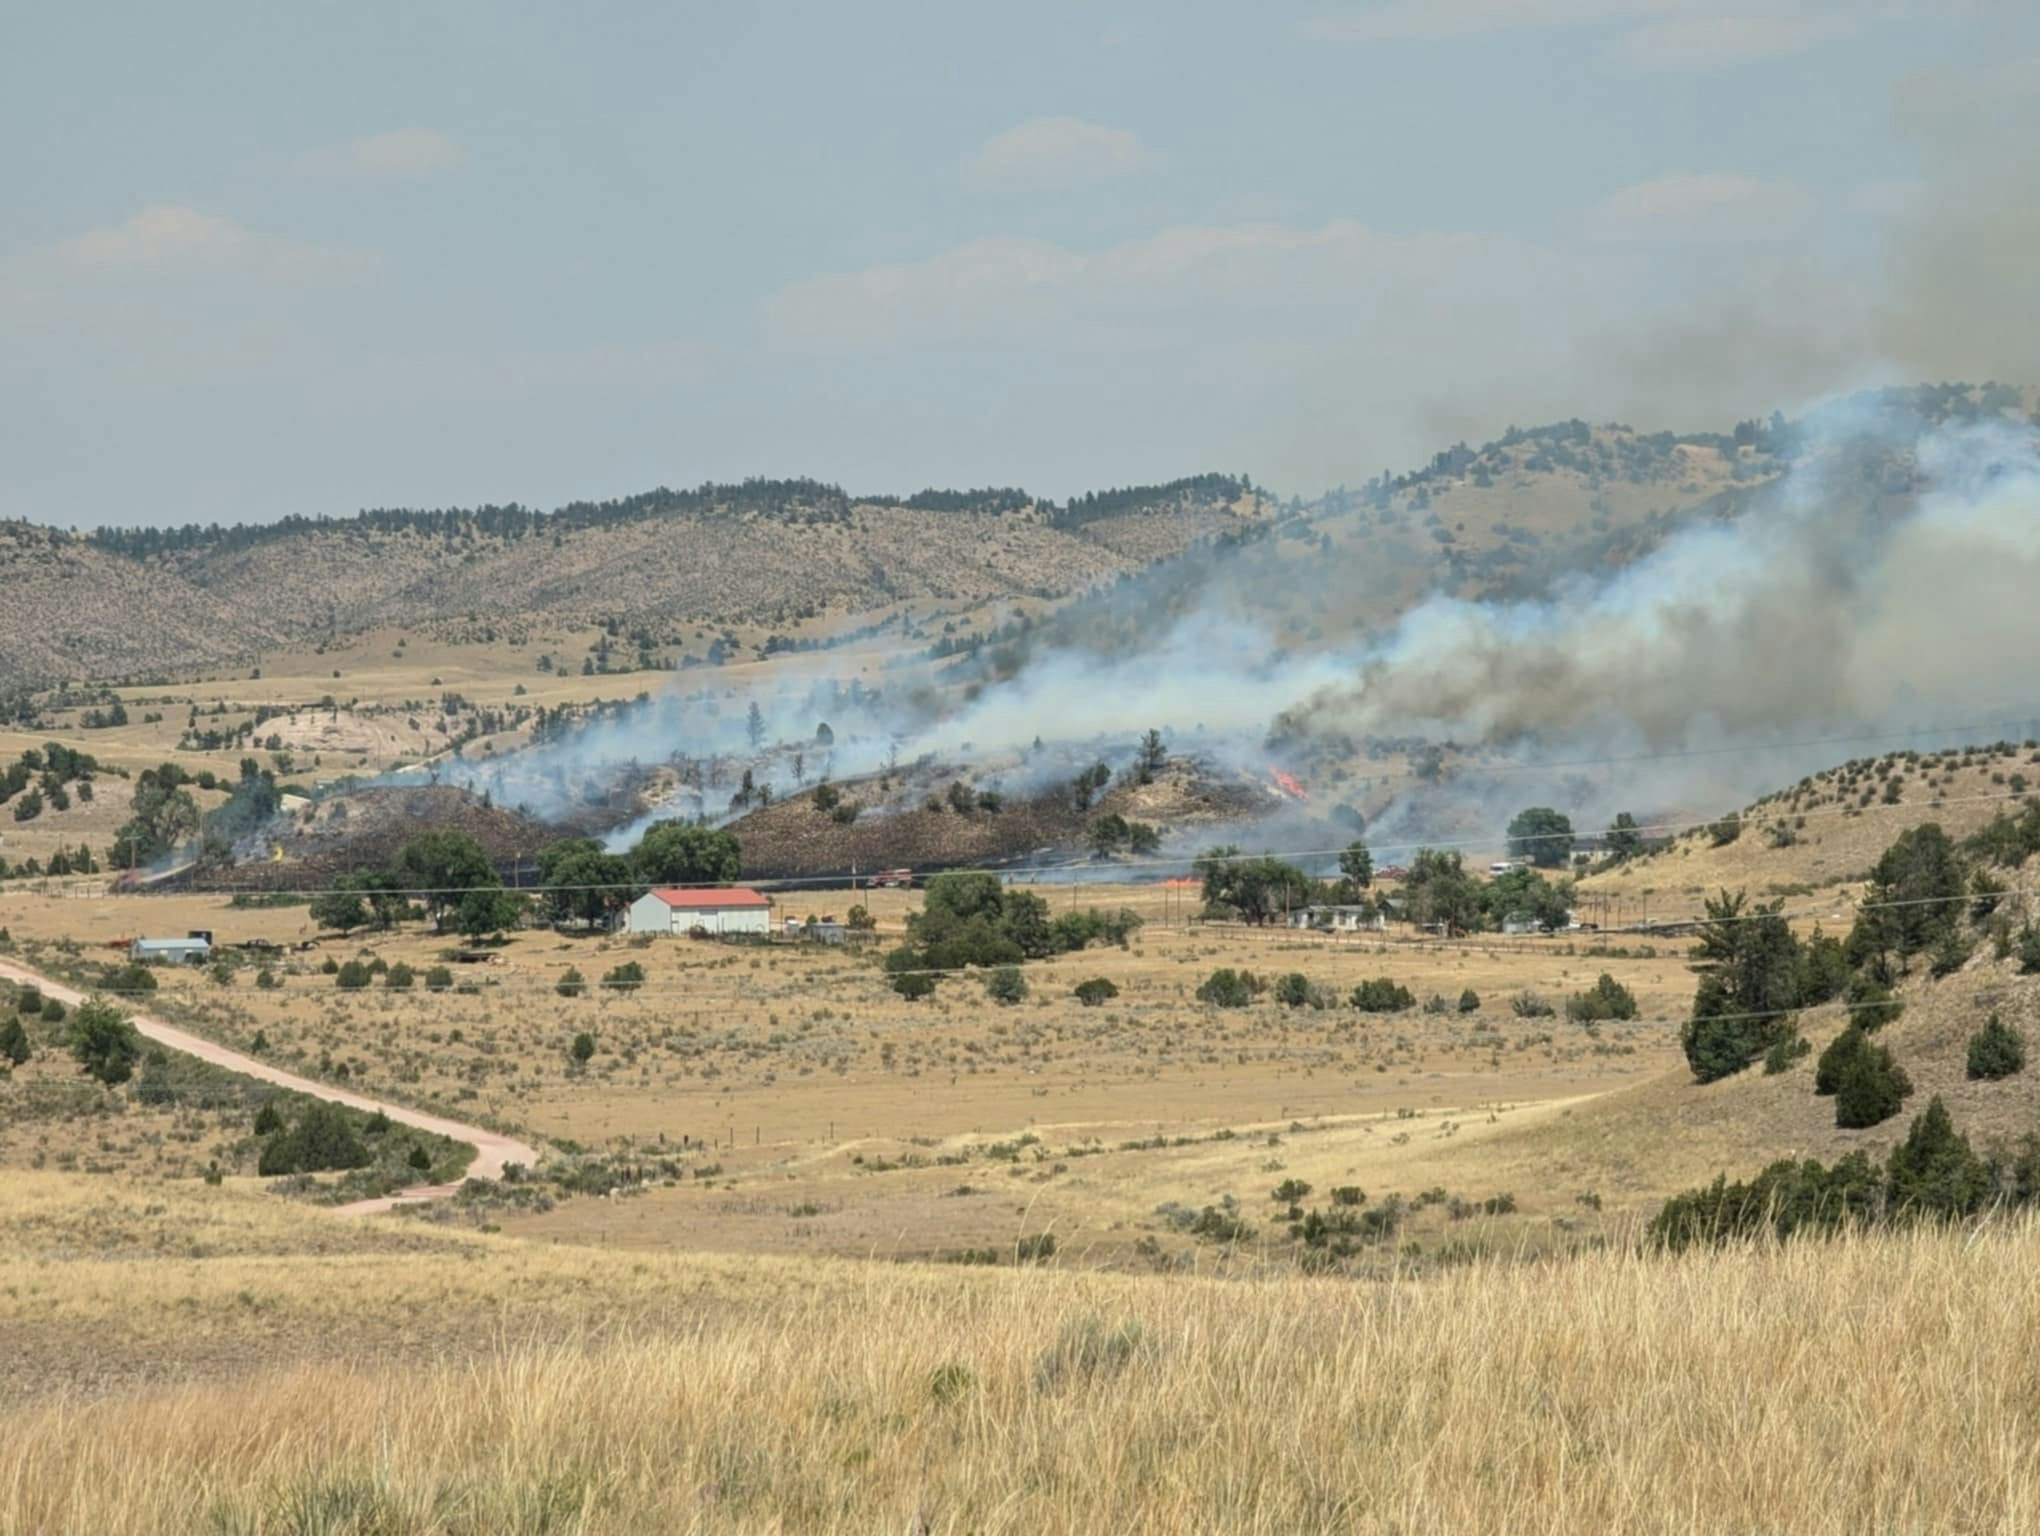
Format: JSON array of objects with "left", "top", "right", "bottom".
[
  {"left": 1967, "top": 1013, "right": 2026, "bottom": 1081},
  {"left": 334, "top": 960, "right": 372, "bottom": 990},
  {"left": 1073, "top": 977, "right": 1119, "bottom": 1007},
  {"left": 1197, "top": 968, "right": 1261, "bottom": 1008},
  {"left": 1510, "top": 990, "right": 1556, "bottom": 1019},
  {"left": 601, "top": 961, "right": 645, "bottom": 992},
  {"left": 1457, "top": 988, "right": 1481, "bottom": 1013},
  {"left": 1565, "top": 973, "right": 1638, "bottom": 1023},
  {"left": 556, "top": 967, "right": 586, "bottom": 998},
  {"left": 985, "top": 966, "right": 1028, "bottom": 1005},
  {"left": 1350, "top": 978, "right": 1416, "bottom": 1013},
  {"left": 258, "top": 1101, "right": 371, "bottom": 1176},
  {"left": 1834, "top": 1041, "right": 1912, "bottom": 1129}
]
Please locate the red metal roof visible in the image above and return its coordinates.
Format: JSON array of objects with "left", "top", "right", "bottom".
[{"left": 645, "top": 887, "right": 772, "bottom": 910}]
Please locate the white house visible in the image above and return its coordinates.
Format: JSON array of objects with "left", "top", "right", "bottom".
[
  {"left": 1285, "top": 905, "right": 1387, "bottom": 933},
  {"left": 625, "top": 886, "right": 772, "bottom": 937}
]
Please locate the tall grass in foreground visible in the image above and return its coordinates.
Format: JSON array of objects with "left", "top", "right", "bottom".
[{"left": 7, "top": 1219, "right": 2040, "bottom": 1534}]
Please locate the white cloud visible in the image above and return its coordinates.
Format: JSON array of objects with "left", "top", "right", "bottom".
[
  {"left": 967, "top": 117, "right": 1151, "bottom": 188},
  {"left": 293, "top": 128, "right": 467, "bottom": 179},
  {"left": 1306, "top": 2, "right": 1859, "bottom": 73},
  {"left": 1303, "top": 0, "right": 1672, "bottom": 44},
  {"left": 1584, "top": 172, "right": 1811, "bottom": 243},
  {"left": 763, "top": 218, "right": 1574, "bottom": 353},
  {"left": 1609, "top": 14, "right": 1855, "bottom": 71},
  {"left": 48, "top": 204, "right": 374, "bottom": 283}
]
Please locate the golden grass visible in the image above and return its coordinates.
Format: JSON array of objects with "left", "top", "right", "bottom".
[{"left": 6, "top": 1208, "right": 2039, "bottom": 1533}]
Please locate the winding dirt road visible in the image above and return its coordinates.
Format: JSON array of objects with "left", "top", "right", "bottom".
[{"left": 0, "top": 958, "right": 539, "bottom": 1216}]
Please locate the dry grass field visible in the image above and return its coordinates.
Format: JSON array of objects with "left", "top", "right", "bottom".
[
  {"left": 0, "top": 881, "right": 1692, "bottom": 1263},
  {"left": 4, "top": 1165, "right": 2038, "bottom": 1532}
]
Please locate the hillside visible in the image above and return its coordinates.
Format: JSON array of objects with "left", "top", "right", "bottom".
[
  {"left": 0, "top": 477, "right": 1264, "bottom": 691},
  {"left": 1577, "top": 738, "right": 2040, "bottom": 919}
]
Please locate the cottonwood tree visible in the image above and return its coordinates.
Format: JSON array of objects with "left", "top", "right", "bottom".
[{"left": 1505, "top": 807, "right": 1574, "bottom": 868}]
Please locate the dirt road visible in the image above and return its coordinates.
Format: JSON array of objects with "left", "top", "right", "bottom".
[{"left": 0, "top": 958, "right": 540, "bottom": 1216}]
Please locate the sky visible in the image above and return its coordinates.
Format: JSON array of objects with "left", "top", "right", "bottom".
[{"left": 2, "top": 1, "right": 2034, "bottom": 528}]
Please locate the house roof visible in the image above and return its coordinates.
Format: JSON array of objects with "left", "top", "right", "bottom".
[
  {"left": 134, "top": 936, "right": 209, "bottom": 948},
  {"left": 644, "top": 887, "right": 771, "bottom": 911}
]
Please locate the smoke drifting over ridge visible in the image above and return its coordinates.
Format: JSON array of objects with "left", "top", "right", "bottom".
[
  {"left": 433, "top": 396, "right": 2040, "bottom": 861},
  {"left": 1279, "top": 413, "right": 2040, "bottom": 752}
]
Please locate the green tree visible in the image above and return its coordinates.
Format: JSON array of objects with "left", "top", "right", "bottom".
[
  {"left": 0, "top": 1014, "right": 29, "bottom": 1067},
  {"left": 1196, "top": 849, "right": 1313, "bottom": 925},
  {"left": 746, "top": 700, "right": 765, "bottom": 750},
  {"left": 110, "top": 768, "right": 201, "bottom": 867},
  {"left": 1273, "top": 972, "right": 1311, "bottom": 1008},
  {"left": 631, "top": 821, "right": 741, "bottom": 886},
  {"left": 456, "top": 886, "right": 525, "bottom": 938},
  {"left": 1680, "top": 890, "right": 1802, "bottom": 1083},
  {"left": 570, "top": 1031, "right": 597, "bottom": 1064},
  {"left": 335, "top": 960, "right": 372, "bottom": 990},
  {"left": 537, "top": 839, "right": 631, "bottom": 928},
  {"left": 1484, "top": 866, "right": 1575, "bottom": 933},
  {"left": 1883, "top": 1096, "right": 1987, "bottom": 1217},
  {"left": 66, "top": 999, "right": 141, "bottom": 1085},
  {"left": 1846, "top": 823, "right": 1965, "bottom": 975},
  {"left": 556, "top": 966, "right": 586, "bottom": 998},
  {"left": 308, "top": 886, "right": 369, "bottom": 935},
  {"left": 1604, "top": 811, "right": 1644, "bottom": 861},
  {"left": 1136, "top": 728, "right": 1167, "bottom": 783},
  {"left": 393, "top": 830, "right": 499, "bottom": 933},
  {"left": 1338, "top": 841, "right": 1373, "bottom": 889},
  {"left": 1833, "top": 1042, "right": 1912, "bottom": 1129},
  {"left": 1967, "top": 1013, "right": 2026, "bottom": 1080},
  {"left": 1401, "top": 848, "right": 1484, "bottom": 934},
  {"left": 1505, "top": 806, "right": 1574, "bottom": 868},
  {"left": 1815, "top": 1024, "right": 1869, "bottom": 1096},
  {"left": 1073, "top": 977, "right": 1119, "bottom": 1007}
]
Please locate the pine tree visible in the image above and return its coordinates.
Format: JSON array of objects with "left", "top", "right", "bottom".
[
  {"left": 1884, "top": 1097, "right": 1988, "bottom": 1218},
  {"left": 1834, "top": 1042, "right": 1911, "bottom": 1129},
  {"left": 1966, "top": 1012, "right": 2026, "bottom": 1080}
]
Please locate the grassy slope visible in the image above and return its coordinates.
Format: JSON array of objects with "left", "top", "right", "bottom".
[{"left": 2, "top": 1168, "right": 2037, "bottom": 1532}]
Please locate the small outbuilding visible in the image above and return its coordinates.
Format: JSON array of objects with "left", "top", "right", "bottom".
[
  {"left": 625, "top": 887, "right": 773, "bottom": 937},
  {"left": 130, "top": 936, "right": 212, "bottom": 965}
]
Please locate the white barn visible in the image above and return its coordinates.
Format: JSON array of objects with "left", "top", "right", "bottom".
[{"left": 625, "top": 886, "right": 773, "bottom": 937}]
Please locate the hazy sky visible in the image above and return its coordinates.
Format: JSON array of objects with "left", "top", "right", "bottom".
[{"left": 3, "top": 2, "right": 2033, "bottom": 527}]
